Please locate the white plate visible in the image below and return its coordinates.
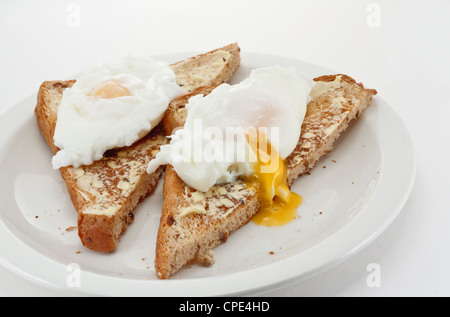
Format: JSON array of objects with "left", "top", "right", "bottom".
[{"left": 0, "top": 52, "right": 415, "bottom": 296}]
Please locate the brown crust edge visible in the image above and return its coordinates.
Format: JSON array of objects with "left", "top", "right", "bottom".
[
  {"left": 314, "top": 74, "right": 378, "bottom": 95},
  {"left": 75, "top": 166, "right": 164, "bottom": 252},
  {"left": 35, "top": 80, "right": 75, "bottom": 154}
]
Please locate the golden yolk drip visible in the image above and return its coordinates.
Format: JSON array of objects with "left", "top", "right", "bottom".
[
  {"left": 246, "top": 132, "right": 302, "bottom": 227},
  {"left": 89, "top": 80, "right": 131, "bottom": 99}
]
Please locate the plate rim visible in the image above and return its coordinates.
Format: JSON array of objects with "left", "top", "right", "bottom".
[{"left": 0, "top": 52, "right": 416, "bottom": 296}]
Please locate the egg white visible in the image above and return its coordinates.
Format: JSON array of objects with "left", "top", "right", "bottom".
[{"left": 52, "top": 56, "right": 185, "bottom": 169}]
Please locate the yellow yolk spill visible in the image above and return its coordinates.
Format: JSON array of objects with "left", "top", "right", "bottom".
[
  {"left": 89, "top": 80, "right": 131, "bottom": 99},
  {"left": 245, "top": 132, "right": 302, "bottom": 227}
]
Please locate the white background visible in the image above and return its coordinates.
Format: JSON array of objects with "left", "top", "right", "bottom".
[{"left": 0, "top": 0, "right": 449, "bottom": 297}]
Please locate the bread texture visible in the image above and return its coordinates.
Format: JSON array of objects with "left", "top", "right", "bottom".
[
  {"left": 170, "top": 43, "right": 241, "bottom": 93},
  {"left": 286, "top": 74, "right": 377, "bottom": 186},
  {"left": 155, "top": 74, "right": 377, "bottom": 279},
  {"left": 34, "top": 43, "right": 241, "bottom": 252},
  {"left": 156, "top": 165, "right": 260, "bottom": 278}
]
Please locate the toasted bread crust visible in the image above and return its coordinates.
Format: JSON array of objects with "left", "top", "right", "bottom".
[
  {"left": 154, "top": 73, "right": 377, "bottom": 278},
  {"left": 35, "top": 80, "right": 76, "bottom": 154}
]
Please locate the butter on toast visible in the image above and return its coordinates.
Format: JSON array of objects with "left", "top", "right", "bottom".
[
  {"left": 35, "top": 43, "right": 241, "bottom": 252},
  {"left": 154, "top": 74, "right": 377, "bottom": 279},
  {"left": 286, "top": 74, "right": 377, "bottom": 186},
  {"left": 170, "top": 43, "right": 241, "bottom": 93}
]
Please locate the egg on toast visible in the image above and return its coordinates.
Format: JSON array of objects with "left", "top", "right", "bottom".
[{"left": 35, "top": 43, "right": 241, "bottom": 252}]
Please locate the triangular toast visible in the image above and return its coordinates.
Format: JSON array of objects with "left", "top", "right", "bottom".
[
  {"left": 35, "top": 43, "right": 241, "bottom": 252},
  {"left": 155, "top": 74, "right": 377, "bottom": 278}
]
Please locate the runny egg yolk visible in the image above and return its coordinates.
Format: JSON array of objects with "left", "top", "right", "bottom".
[
  {"left": 245, "top": 132, "right": 302, "bottom": 227},
  {"left": 89, "top": 80, "right": 131, "bottom": 99}
]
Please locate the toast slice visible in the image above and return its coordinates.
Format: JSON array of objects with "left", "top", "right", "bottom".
[
  {"left": 35, "top": 43, "right": 241, "bottom": 252},
  {"left": 170, "top": 43, "right": 241, "bottom": 93},
  {"left": 154, "top": 74, "right": 377, "bottom": 278}
]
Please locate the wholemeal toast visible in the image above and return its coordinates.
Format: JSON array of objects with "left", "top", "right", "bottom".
[
  {"left": 155, "top": 73, "right": 377, "bottom": 279},
  {"left": 170, "top": 42, "right": 241, "bottom": 93},
  {"left": 35, "top": 43, "right": 241, "bottom": 252}
]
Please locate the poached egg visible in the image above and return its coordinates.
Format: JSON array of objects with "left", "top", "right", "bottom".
[
  {"left": 52, "top": 56, "right": 185, "bottom": 169},
  {"left": 147, "top": 66, "right": 312, "bottom": 226}
]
